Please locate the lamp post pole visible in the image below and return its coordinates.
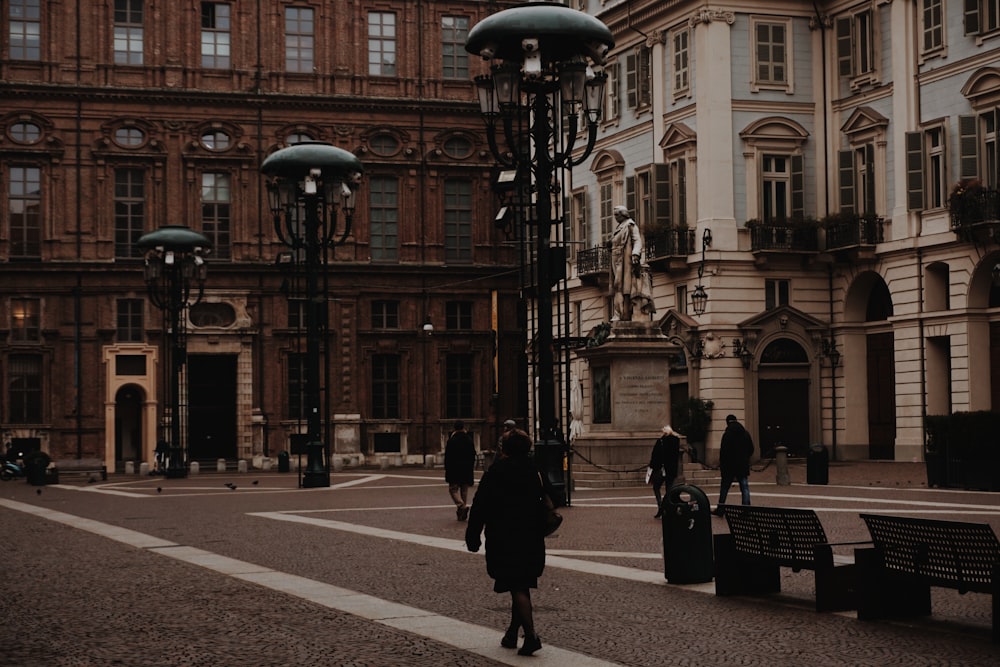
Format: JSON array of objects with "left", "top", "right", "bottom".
[
  {"left": 138, "top": 225, "right": 210, "bottom": 479},
  {"left": 467, "top": 2, "right": 613, "bottom": 505},
  {"left": 261, "top": 142, "right": 363, "bottom": 489}
]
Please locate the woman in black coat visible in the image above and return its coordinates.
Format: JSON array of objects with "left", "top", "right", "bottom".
[{"left": 465, "top": 428, "right": 546, "bottom": 656}]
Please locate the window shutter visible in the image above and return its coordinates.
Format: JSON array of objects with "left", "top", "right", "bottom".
[
  {"left": 626, "top": 175, "right": 636, "bottom": 216},
  {"left": 838, "top": 150, "right": 855, "bottom": 213},
  {"left": 959, "top": 115, "right": 978, "bottom": 180},
  {"left": 791, "top": 154, "right": 804, "bottom": 219},
  {"left": 905, "top": 131, "right": 924, "bottom": 211},
  {"left": 638, "top": 46, "right": 651, "bottom": 107},
  {"left": 653, "top": 163, "right": 672, "bottom": 228},
  {"left": 864, "top": 144, "right": 876, "bottom": 214},
  {"left": 676, "top": 161, "right": 687, "bottom": 227},
  {"left": 626, "top": 52, "right": 638, "bottom": 109},
  {"left": 836, "top": 18, "right": 853, "bottom": 78},
  {"left": 964, "top": 0, "right": 980, "bottom": 36}
]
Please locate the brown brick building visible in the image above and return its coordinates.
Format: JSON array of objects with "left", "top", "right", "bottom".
[{"left": 0, "top": 1, "right": 525, "bottom": 470}]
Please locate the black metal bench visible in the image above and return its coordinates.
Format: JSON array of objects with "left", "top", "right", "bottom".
[
  {"left": 714, "top": 505, "right": 869, "bottom": 611},
  {"left": 857, "top": 513, "right": 1000, "bottom": 643}
]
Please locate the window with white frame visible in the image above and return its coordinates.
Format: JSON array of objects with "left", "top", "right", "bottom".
[
  {"left": 599, "top": 180, "right": 614, "bottom": 242},
  {"left": 8, "top": 165, "right": 41, "bottom": 259},
  {"left": 369, "top": 176, "right": 399, "bottom": 262},
  {"left": 603, "top": 61, "right": 620, "bottom": 121},
  {"left": 625, "top": 44, "right": 651, "bottom": 110},
  {"left": 838, "top": 143, "right": 877, "bottom": 214},
  {"left": 570, "top": 189, "right": 588, "bottom": 261},
  {"left": 965, "top": 0, "right": 1000, "bottom": 35},
  {"left": 114, "top": 0, "right": 144, "bottom": 65},
  {"left": 444, "top": 178, "right": 472, "bottom": 262},
  {"left": 958, "top": 109, "right": 1000, "bottom": 187},
  {"left": 114, "top": 168, "right": 145, "bottom": 259},
  {"left": 671, "top": 28, "right": 690, "bottom": 97},
  {"left": 921, "top": 0, "right": 944, "bottom": 54},
  {"left": 836, "top": 7, "right": 876, "bottom": 83},
  {"left": 368, "top": 12, "right": 397, "bottom": 77},
  {"left": 905, "top": 126, "right": 948, "bottom": 211},
  {"left": 764, "top": 279, "right": 790, "bottom": 310},
  {"left": 762, "top": 155, "right": 791, "bottom": 222},
  {"left": 752, "top": 18, "right": 790, "bottom": 91},
  {"left": 285, "top": 6, "right": 314, "bottom": 73}
]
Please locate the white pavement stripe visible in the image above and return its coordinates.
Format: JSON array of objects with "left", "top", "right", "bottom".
[{"left": 0, "top": 498, "right": 622, "bottom": 667}]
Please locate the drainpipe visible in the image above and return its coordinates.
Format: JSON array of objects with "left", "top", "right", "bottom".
[{"left": 828, "top": 265, "right": 837, "bottom": 461}]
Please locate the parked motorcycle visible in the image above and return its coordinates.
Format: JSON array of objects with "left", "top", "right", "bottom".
[{"left": 1, "top": 459, "right": 24, "bottom": 481}]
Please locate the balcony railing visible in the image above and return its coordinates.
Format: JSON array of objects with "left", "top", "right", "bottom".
[
  {"left": 825, "top": 214, "right": 884, "bottom": 250},
  {"left": 576, "top": 244, "right": 610, "bottom": 285},
  {"left": 645, "top": 227, "right": 696, "bottom": 260},
  {"left": 748, "top": 223, "right": 819, "bottom": 253},
  {"left": 950, "top": 187, "right": 1000, "bottom": 240}
]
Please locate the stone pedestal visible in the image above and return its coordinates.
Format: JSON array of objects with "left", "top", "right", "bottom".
[{"left": 573, "top": 322, "right": 673, "bottom": 471}]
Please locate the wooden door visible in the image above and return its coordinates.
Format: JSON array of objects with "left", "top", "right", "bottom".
[{"left": 866, "top": 333, "right": 895, "bottom": 459}]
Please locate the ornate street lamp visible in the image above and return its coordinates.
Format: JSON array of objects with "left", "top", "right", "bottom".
[
  {"left": 261, "top": 142, "right": 363, "bottom": 488},
  {"left": 138, "top": 225, "right": 211, "bottom": 479},
  {"left": 467, "top": 2, "right": 613, "bottom": 505},
  {"left": 691, "top": 229, "right": 712, "bottom": 316}
]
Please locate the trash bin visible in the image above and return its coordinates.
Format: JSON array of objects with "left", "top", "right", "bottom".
[
  {"left": 807, "top": 443, "right": 829, "bottom": 485},
  {"left": 277, "top": 451, "right": 290, "bottom": 473},
  {"left": 532, "top": 439, "right": 567, "bottom": 507},
  {"left": 661, "top": 483, "right": 714, "bottom": 584}
]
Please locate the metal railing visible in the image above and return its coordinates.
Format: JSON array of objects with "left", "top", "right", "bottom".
[
  {"left": 825, "top": 215, "right": 884, "bottom": 250},
  {"left": 749, "top": 223, "right": 819, "bottom": 252}
]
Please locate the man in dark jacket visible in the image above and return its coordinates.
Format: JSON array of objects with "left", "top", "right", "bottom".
[
  {"left": 713, "top": 414, "right": 754, "bottom": 515},
  {"left": 445, "top": 421, "right": 476, "bottom": 521}
]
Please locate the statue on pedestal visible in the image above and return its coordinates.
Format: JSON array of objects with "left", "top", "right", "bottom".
[{"left": 609, "top": 205, "right": 655, "bottom": 322}]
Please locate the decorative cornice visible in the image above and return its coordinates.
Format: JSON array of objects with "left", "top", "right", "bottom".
[{"left": 688, "top": 8, "right": 736, "bottom": 29}]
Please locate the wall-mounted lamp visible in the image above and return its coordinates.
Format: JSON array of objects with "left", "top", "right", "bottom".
[
  {"left": 992, "top": 262, "right": 1000, "bottom": 287},
  {"left": 422, "top": 317, "right": 434, "bottom": 335},
  {"left": 732, "top": 337, "right": 753, "bottom": 369},
  {"left": 691, "top": 228, "right": 712, "bottom": 315},
  {"left": 822, "top": 337, "right": 841, "bottom": 368}
]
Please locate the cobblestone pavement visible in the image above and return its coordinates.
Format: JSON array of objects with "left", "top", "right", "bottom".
[{"left": 2, "top": 459, "right": 999, "bottom": 666}]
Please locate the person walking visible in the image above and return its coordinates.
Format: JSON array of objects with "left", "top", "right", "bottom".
[
  {"left": 465, "top": 428, "right": 546, "bottom": 656},
  {"left": 649, "top": 425, "right": 682, "bottom": 518},
  {"left": 713, "top": 414, "right": 754, "bottom": 515},
  {"left": 445, "top": 421, "right": 476, "bottom": 521}
]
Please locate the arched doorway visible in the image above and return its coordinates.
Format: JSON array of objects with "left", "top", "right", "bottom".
[
  {"left": 115, "top": 384, "right": 144, "bottom": 463},
  {"left": 756, "top": 338, "right": 810, "bottom": 458}
]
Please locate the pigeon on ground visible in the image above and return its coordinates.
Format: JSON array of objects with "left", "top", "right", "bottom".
[
  {"left": 252, "top": 480, "right": 259, "bottom": 485},
  {"left": 157, "top": 487, "right": 162, "bottom": 493},
  {"left": 224, "top": 482, "right": 235, "bottom": 489}
]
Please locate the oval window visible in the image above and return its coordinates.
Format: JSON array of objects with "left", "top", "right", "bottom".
[
  {"left": 286, "top": 133, "right": 314, "bottom": 145},
  {"left": 201, "top": 130, "right": 231, "bottom": 151},
  {"left": 114, "top": 127, "right": 145, "bottom": 147},
  {"left": 369, "top": 134, "right": 400, "bottom": 156},
  {"left": 443, "top": 136, "right": 473, "bottom": 159},
  {"left": 9, "top": 122, "right": 41, "bottom": 144}
]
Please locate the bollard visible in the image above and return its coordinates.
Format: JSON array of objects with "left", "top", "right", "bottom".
[
  {"left": 262, "top": 457, "right": 272, "bottom": 471},
  {"left": 190, "top": 461, "right": 200, "bottom": 474},
  {"left": 393, "top": 454, "right": 403, "bottom": 467},
  {"left": 137, "top": 462, "right": 147, "bottom": 476},
  {"left": 425, "top": 454, "right": 436, "bottom": 468},
  {"left": 775, "top": 446, "right": 790, "bottom": 486},
  {"left": 379, "top": 455, "right": 389, "bottom": 470},
  {"left": 126, "top": 461, "right": 136, "bottom": 475},
  {"left": 238, "top": 459, "right": 248, "bottom": 473},
  {"left": 216, "top": 458, "right": 226, "bottom": 472},
  {"left": 333, "top": 457, "right": 344, "bottom": 472}
]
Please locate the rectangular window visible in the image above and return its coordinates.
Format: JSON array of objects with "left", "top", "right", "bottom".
[
  {"left": 754, "top": 21, "right": 787, "bottom": 86},
  {"left": 926, "top": 128, "right": 946, "bottom": 209},
  {"left": 287, "top": 353, "right": 306, "bottom": 420},
  {"left": 446, "top": 301, "right": 473, "bottom": 330},
  {"left": 369, "top": 176, "right": 399, "bottom": 262},
  {"left": 285, "top": 6, "right": 314, "bottom": 73},
  {"left": 570, "top": 190, "right": 587, "bottom": 261},
  {"left": 372, "top": 354, "right": 400, "bottom": 419},
  {"left": 676, "top": 285, "right": 688, "bottom": 315},
  {"left": 672, "top": 29, "right": 690, "bottom": 95},
  {"left": 371, "top": 300, "right": 399, "bottom": 329},
  {"left": 765, "top": 279, "right": 790, "bottom": 310},
  {"left": 8, "top": 353, "right": 42, "bottom": 423},
  {"left": 856, "top": 143, "right": 876, "bottom": 214},
  {"left": 984, "top": 0, "right": 1000, "bottom": 33},
  {"left": 11, "top": 298, "right": 40, "bottom": 342},
  {"left": 368, "top": 12, "right": 397, "bottom": 77},
  {"left": 441, "top": 16, "right": 469, "bottom": 79},
  {"left": 604, "top": 61, "right": 620, "bottom": 121},
  {"left": 625, "top": 45, "right": 651, "bottom": 109},
  {"left": 117, "top": 298, "right": 144, "bottom": 342},
  {"left": 9, "top": 166, "right": 41, "bottom": 259},
  {"left": 201, "top": 3, "right": 231, "bottom": 69},
  {"left": 201, "top": 172, "right": 231, "bottom": 259},
  {"left": 921, "top": 0, "right": 944, "bottom": 53},
  {"left": 115, "top": 168, "right": 145, "bottom": 259},
  {"left": 9, "top": 0, "right": 41, "bottom": 61},
  {"left": 445, "top": 353, "right": 473, "bottom": 419},
  {"left": 762, "top": 155, "right": 790, "bottom": 222},
  {"left": 836, "top": 10, "right": 876, "bottom": 79},
  {"left": 444, "top": 179, "right": 472, "bottom": 262},
  {"left": 114, "top": 0, "right": 144, "bottom": 65}
]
